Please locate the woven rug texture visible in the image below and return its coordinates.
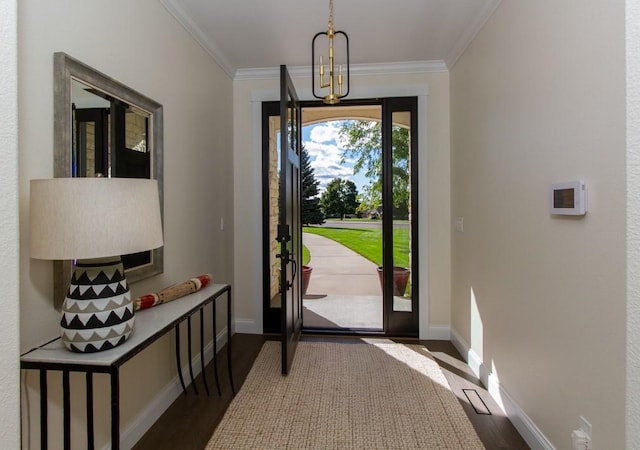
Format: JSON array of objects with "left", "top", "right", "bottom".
[{"left": 206, "top": 340, "right": 485, "bottom": 449}]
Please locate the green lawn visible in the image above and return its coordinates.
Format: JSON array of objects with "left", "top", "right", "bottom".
[
  {"left": 303, "top": 226, "right": 409, "bottom": 268},
  {"left": 277, "top": 243, "right": 311, "bottom": 266},
  {"left": 302, "top": 245, "right": 310, "bottom": 265},
  {"left": 324, "top": 218, "right": 409, "bottom": 224},
  {"left": 278, "top": 242, "right": 311, "bottom": 265}
]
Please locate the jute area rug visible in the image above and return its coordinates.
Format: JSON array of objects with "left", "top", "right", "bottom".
[{"left": 206, "top": 340, "right": 485, "bottom": 449}]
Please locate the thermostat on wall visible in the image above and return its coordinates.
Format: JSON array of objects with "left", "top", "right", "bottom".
[{"left": 550, "top": 181, "right": 586, "bottom": 216}]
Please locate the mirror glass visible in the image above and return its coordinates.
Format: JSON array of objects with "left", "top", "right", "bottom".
[
  {"left": 72, "top": 80, "right": 151, "bottom": 179},
  {"left": 53, "top": 52, "right": 164, "bottom": 309}
]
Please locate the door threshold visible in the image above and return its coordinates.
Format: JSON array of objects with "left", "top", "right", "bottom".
[{"left": 302, "top": 327, "right": 385, "bottom": 337}]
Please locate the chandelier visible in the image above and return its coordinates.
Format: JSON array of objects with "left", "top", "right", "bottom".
[{"left": 312, "top": 0, "right": 350, "bottom": 105}]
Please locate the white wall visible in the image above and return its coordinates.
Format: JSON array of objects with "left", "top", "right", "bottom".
[
  {"left": 232, "top": 69, "right": 452, "bottom": 339},
  {"left": 0, "top": 0, "right": 21, "bottom": 447},
  {"left": 451, "top": 1, "right": 626, "bottom": 448},
  {"left": 13, "top": 0, "right": 638, "bottom": 447},
  {"left": 627, "top": 0, "right": 640, "bottom": 446},
  {"left": 19, "top": 1, "right": 233, "bottom": 447}
]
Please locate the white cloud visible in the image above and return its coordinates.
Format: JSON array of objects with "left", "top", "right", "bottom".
[
  {"left": 309, "top": 122, "right": 341, "bottom": 143},
  {"left": 304, "top": 121, "right": 359, "bottom": 191},
  {"left": 305, "top": 140, "right": 339, "bottom": 158}
]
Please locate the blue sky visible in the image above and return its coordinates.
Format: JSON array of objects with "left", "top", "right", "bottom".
[{"left": 302, "top": 120, "right": 369, "bottom": 193}]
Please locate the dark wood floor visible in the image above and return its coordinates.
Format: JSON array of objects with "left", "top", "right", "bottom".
[{"left": 133, "top": 334, "right": 529, "bottom": 450}]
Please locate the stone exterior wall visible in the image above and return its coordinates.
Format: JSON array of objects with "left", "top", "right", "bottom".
[
  {"left": 268, "top": 117, "right": 280, "bottom": 301},
  {"left": 126, "top": 111, "right": 147, "bottom": 152}
]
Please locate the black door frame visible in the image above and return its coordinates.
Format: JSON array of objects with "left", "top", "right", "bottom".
[
  {"left": 262, "top": 96, "right": 419, "bottom": 337},
  {"left": 383, "top": 96, "right": 419, "bottom": 336}
]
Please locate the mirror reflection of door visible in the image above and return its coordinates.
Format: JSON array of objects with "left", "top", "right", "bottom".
[
  {"left": 72, "top": 80, "right": 152, "bottom": 269},
  {"left": 74, "top": 108, "right": 108, "bottom": 177}
]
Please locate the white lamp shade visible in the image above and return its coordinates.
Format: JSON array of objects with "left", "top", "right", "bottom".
[{"left": 30, "top": 178, "right": 163, "bottom": 260}]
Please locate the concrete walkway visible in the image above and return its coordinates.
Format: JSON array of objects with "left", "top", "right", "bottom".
[{"left": 302, "top": 232, "right": 383, "bottom": 330}]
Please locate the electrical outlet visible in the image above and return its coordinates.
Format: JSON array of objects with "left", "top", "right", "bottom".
[
  {"left": 571, "top": 416, "right": 592, "bottom": 450},
  {"left": 571, "top": 429, "right": 589, "bottom": 450},
  {"left": 579, "top": 416, "right": 592, "bottom": 439}
]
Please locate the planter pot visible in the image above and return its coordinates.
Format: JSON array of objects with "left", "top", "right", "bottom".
[
  {"left": 302, "top": 265, "right": 313, "bottom": 296},
  {"left": 377, "top": 266, "right": 410, "bottom": 296}
]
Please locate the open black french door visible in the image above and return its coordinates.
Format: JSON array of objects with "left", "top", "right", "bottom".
[{"left": 279, "top": 65, "right": 303, "bottom": 374}]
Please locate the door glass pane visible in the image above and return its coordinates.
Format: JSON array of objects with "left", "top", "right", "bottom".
[
  {"left": 391, "top": 111, "right": 412, "bottom": 312},
  {"left": 301, "top": 108, "right": 384, "bottom": 331},
  {"left": 78, "top": 121, "right": 96, "bottom": 177},
  {"left": 269, "top": 115, "right": 281, "bottom": 308}
]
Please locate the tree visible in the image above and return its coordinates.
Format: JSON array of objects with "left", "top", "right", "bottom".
[
  {"left": 301, "top": 147, "right": 324, "bottom": 225},
  {"left": 320, "top": 178, "right": 360, "bottom": 219},
  {"left": 355, "top": 184, "right": 382, "bottom": 217},
  {"left": 339, "top": 120, "right": 410, "bottom": 219}
]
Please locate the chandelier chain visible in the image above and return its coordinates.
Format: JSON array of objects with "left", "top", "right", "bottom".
[
  {"left": 313, "top": 0, "right": 348, "bottom": 104},
  {"left": 328, "top": 0, "right": 334, "bottom": 31}
]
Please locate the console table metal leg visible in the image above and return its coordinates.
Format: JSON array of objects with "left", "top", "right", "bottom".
[
  {"left": 187, "top": 317, "right": 199, "bottom": 395},
  {"left": 111, "top": 368, "right": 120, "bottom": 450},
  {"left": 227, "top": 287, "right": 235, "bottom": 396},
  {"left": 86, "top": 372, "right": 94, "bottom": 450},
  {"left": 175, "top": 324, "right": 187, "bottom": 395},
  {"left": 20, "top": 285, "right": 234, "bottom": 450},
  {"left": 63, "top": 370, "right": 70, "bottom": 450},
  {"left": 199, "top": 309, "right": 210, "bottom": 396},
  {"left": 212, "top": 300, "right": 221, "bottom": 395},
  {"left": 39, "top": 370, "right": 48, "bottom": 450}
]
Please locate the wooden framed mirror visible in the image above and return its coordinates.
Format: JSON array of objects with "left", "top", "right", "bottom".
[{"left": 53, "top": 52, "right": 164, "bottom": 309}]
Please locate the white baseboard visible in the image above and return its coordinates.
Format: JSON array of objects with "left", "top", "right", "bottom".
[
  {"left": 450, "top": 327, "right": 555, "bottom": 450},
  {"left": 497, "top": 380, "right": 555, "bottom": 450},
  {"left": 427, "top": 325, "right": 451, "bottom": 340},
  {"left": 234, "top": 318, "right": 258, "bottom": 334},
  {"left": 450, "top": 328, "right": 480, "bottom": 377},
  {"left": 116, "top": 327, "right": 229, "bottom": 450}
]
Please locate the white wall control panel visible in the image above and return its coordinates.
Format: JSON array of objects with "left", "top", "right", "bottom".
[{"left": 550, "top": 181, "right": 586, "bottom": 216}]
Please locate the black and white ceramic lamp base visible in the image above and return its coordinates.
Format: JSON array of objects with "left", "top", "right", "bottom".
[{"left": 60, "top": 256, "right": 135, "bottom": 353}]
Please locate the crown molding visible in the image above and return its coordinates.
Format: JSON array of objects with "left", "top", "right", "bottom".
[
  {"left": 160, "top": 0, "right": 236, "bottom": 78},
  {"left": 162, "top": 0, "right": 499, "bottom": 79},
  {"left": 235, "top": 60, "right": 448, "bottom": 82},
  {"left": 446, "top": 0, "right": 502, "bottom": 68}
]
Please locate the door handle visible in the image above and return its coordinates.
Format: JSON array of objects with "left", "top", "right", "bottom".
[
  {"left": 277, "top": 249, "right": 297, "bottom": 291},
  {"left": 288, "top": 259, "right": 298, "bottom": 290}
]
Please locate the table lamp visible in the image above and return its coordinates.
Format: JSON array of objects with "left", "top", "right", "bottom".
[{"left": 30, "top": 178, "right": 164, "bottom": 353}]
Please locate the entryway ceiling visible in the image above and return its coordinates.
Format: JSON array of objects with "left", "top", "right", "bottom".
[{"left": 161, "top": 0, "right": 501, "bottom": 77}]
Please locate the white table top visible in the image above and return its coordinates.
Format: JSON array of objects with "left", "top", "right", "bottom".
[{"left": 21, "top": 283, "right": 230, "bottom": 369}]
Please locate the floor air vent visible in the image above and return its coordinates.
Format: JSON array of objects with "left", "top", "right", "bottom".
[{"left": 462, "top": 389, "right": 492, "bottom": 415}]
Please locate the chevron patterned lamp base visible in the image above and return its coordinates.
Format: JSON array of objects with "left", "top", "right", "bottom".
[{"left": 60, "top": 256, "right": 135, "bottom": 353}]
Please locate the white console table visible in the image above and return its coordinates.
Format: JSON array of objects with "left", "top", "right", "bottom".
[{"left": 21, "top": 283, "right": 234, "bottom": 450}]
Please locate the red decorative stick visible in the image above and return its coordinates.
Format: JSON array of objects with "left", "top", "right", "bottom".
[{"left": 134, "top": 274, "right": 212, "bottom": 311}]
